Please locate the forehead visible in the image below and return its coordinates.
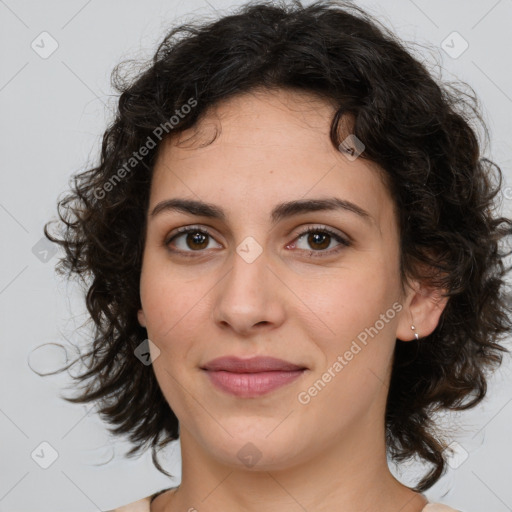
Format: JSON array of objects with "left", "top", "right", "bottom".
[
  {"left": 163, "top": 87, "right": 343, "bottom": 158},
  {"left": 150, "top": 88, "right": 395, "bottom": 230}
]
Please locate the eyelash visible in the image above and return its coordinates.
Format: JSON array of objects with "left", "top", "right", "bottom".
[{"left": 164, "top": 225, "right": 351, "bottom": 258}]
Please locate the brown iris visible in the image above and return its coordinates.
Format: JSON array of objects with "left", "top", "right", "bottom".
[
  {"left": 306, "top": 232, "right": 330, "bottom": 251},
  {"left": 186, "top": 231, "right": 209, "bottom": 250}
]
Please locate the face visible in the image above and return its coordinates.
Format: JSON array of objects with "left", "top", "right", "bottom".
[{"left": 137, "top": 87, "right": 429, "bottom": 471}]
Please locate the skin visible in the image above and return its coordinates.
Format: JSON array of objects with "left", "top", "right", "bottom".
[{"left": 137, "top": 87, "right": 448, "bottom": 512}]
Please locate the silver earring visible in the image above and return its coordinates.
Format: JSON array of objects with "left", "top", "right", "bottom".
[{"left": 411, "top": 325, "right": 419, "bottom": 340}]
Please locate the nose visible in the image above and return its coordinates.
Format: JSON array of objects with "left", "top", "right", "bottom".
[{"left": 212, "top": 246, "right": 286, "bottom": 337}]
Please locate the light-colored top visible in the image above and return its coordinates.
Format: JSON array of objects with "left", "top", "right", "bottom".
[{"left": 105, "top": 488, "right": 463, "bottom": 511}]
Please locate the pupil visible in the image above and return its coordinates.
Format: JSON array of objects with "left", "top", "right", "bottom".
[
  {"left": 310, "top": 232, "right": 329, "bottom": 250},
  {"left": 188, "top": 232, "right": 208, "bottom": 250}
]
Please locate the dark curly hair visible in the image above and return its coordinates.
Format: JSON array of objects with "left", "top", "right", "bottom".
[{"left": 43, "top": 0, "right": 512, "bottom": 492}]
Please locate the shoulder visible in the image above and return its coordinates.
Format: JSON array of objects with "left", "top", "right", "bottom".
[
  {"left": 104, "top": 495, "right": 151, "bottom": 512},
  {"left": 422, "top": 503, "right": 463, "bottom": 512},
  {"left": 105, "top": 487, "right": 175, "bottom": 512},
  {"left": 105, "top": 494, "right": 463, "bottom": 512}
]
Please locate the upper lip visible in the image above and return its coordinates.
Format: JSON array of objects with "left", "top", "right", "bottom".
[{"left": 201, "top": 356, "right": 306, "bottom": 373}]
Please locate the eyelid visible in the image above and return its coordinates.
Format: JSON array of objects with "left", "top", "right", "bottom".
[
  {"left": 290, "top": 225, "right": 351, "bottom": 257},
  {"left": 164, "top": 224, "right": 222, "bottom": 247},
  {"left": 290, "top": 224, "right": 351, "bottom": 245}
]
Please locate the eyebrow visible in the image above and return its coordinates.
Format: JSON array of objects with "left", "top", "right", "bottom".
[{"left": 150, "top": 197, "right": 374, "bottom": 226}]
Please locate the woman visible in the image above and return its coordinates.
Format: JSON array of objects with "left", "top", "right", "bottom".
[{"left": 44, "top": 1, "right": 512, "bottom": 511}]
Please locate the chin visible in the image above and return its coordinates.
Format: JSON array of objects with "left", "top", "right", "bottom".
[{"left": 201, "top": 426, "right": 308, "bottom": 471}]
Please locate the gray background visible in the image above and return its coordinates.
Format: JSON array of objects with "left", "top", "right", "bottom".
[{"left": 1, "top": 0, "right": 511, "bottom": 511}]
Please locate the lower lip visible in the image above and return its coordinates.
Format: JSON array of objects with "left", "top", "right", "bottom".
[{"left": 203, "top": 369, "right": 305, "bottom": 397}]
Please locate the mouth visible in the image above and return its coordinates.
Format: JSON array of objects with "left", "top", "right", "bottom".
[{"left": 200, "top": 356, "right": 307, "bottom": 398}]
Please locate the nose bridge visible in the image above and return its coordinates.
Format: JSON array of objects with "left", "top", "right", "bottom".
[
  {"left": 213, "top": 239, "right": 284, "bottom": 331},
  {"left": 226, "top": 242, "right": 271, "bottom": 307}
]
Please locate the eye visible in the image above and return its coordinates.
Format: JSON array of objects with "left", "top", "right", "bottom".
[
  {"left": 289, "top": 226, "right": 351, "bottom": 257},
  {"left": 164, "top": 225, "right": 351, "bottom": 258},
  {"left": 165, "top": 226, "right": 221, "bottom": 255}
]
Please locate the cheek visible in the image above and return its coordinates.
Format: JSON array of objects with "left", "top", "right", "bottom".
[
  {"left": 299, "top": 260, "right": 401, "bottom": 383},
  {"left": 310, "top": 262, "right": 398, "bottom": 333},
  {"left": 140, "top": 257, "right": 201, "bottom": 335},
  {"left": 296, "top": 270, "right": 399, "bottom": 422},
  {"left": 139, "top": 267, "right": 205, "bottom": 411}
]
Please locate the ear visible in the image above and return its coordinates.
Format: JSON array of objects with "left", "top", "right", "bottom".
[
  {"left": 396, "top": 278, "right": 449, "bottom": 342},
  {"left": 137, "top": 308, "right": 147, "bottom": 328}
]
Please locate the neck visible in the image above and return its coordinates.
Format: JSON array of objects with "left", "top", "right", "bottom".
[{"left": 159, "top": 419, "right": 428, "bottom": 512}]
